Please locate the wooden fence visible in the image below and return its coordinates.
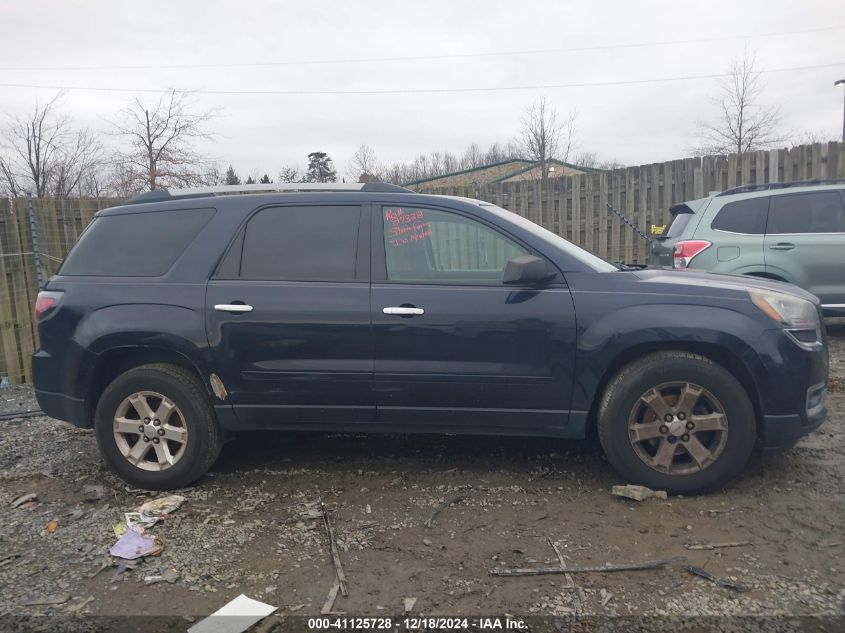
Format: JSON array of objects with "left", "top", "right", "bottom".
[
  {"left": 411, "top": 142, "right": 845, "bottom": 267},
  {"left": 1, "top": 142, "right": 844, "bottom": 384},
  {"left": 0, "top": 197, "right": 121, "bottom": 383}
]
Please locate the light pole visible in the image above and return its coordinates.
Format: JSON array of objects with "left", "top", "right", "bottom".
[{"left": 836, "top": 79, "right": 845, "bottom": 142}]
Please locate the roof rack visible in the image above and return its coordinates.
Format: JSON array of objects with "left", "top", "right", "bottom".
[
  {"left": 125, "top": 182, "right": 410, "bottom": 205},
  {"left": 715, "top": 178, "right": 845, "bottom": 197}
]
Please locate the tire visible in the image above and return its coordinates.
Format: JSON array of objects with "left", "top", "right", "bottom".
[
  {"left": 94, "top": 363, "right": 222, "bottom": 490},
  {"left": 597, "top": 351, "right": 756, "bottom": 494}
]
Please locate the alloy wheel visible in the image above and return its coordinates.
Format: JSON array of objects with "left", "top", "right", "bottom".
[
  {"left": 113, "top": 391, "right": 188, "bottom": 471},
  {"left": 627, "top": 381, "right": 729, "bottom": 476}
]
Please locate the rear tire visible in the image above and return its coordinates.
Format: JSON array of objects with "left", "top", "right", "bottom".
[
  {"left": 94, "top": 363, "right": 222, "bottom": 490},
  {"left": 597, "top": 351, "right": 756, "bottom": 494}
]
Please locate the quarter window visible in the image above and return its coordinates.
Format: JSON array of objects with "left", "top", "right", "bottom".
[
  {"left": 767, "top": 192, "right": 845, "bottom": 234},
  {"left": 710, "top": 197, "right": 769, "bottom": 234},
  {"left": 60, "top": 208, "right": 214, "bottom": 276},
  {"left": 382, "top": 206, "right": 527, "bottom": 283},
  {"left": 240, "top": 206, "right": 360, "bottom": 280}
]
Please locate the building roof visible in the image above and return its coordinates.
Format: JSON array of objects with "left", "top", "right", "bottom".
[{"left": 406, "top": 158, "right": 599, "bottom": 190}]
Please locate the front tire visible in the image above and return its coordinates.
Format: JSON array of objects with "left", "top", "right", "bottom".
[
  {"left": 598, "top": 351, "right": 756, "bottom": 494},
  {"left": 95, "top": 363, "right": 222, "bottom": 490}
]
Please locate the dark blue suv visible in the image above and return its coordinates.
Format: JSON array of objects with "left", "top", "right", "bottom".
[{"left": 32, "top": 183, "right": 829, "bottom": 493}]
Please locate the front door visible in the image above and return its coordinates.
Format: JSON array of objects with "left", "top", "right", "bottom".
[
  {"left": 371, "top": 203, "right": 577, "bottom": 435},
  {"left": 764, "top": 190, "right": 845, "bottom": 308},
  {"left": 206, "top": 203, "right": 374, "bottom": 427}
]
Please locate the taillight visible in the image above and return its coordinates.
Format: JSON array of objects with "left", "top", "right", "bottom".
[
  {"left": 672, "top": 240, "right": 711, "bottom": 269},
  {"left": 34, "top": 291, "right": 63, "bottom": 321}
]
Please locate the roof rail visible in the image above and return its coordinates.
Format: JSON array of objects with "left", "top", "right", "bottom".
[
  {"left": 716, "top": 178, "right": 845, "bottom": 197},
  {"left": 125, "top": 181, "right": 410, "bottom": 205}
]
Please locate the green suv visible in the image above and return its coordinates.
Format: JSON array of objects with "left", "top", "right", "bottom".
[{"left": 651, "top": 180, "right": 845, "bottom": 314}]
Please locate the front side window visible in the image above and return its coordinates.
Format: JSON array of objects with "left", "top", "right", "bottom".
[
  {"left": 240, "top": 205, "right": 360, "bottom": 280},
  {"left": 710, "top": 197, "right": 769, "bottom": 234},
  {"left": 767, "top": 191, "right": 845, "bottom": 234},
  {"left": 382, "top": 206, "right": 527, "bottom": 283}
]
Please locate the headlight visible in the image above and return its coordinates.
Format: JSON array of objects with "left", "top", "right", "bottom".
[{"left": 749, "top": 290, "right": 821, "bottom": 347}]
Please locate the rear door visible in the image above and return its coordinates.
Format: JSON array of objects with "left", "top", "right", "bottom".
[
  {"left": 764, "top": 190, "right": 845, "bottom": 307},
  {"left": 703, "top": 196, "right": 769, "bottom": 273},
  {"left": 206, "top": 202, "right": 374, "bottom": 427},
  {"left": 371, "top": 203, "right": 578, "bottom": 435}
]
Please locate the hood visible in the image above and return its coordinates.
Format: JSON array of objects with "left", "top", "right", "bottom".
[{"left": 632, "top": 268, "right": 820, "bottom": 305}]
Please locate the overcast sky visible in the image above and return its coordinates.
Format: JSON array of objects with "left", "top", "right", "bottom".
[{"left": 0, "top": 0, "right": 843, "bottom": 178}]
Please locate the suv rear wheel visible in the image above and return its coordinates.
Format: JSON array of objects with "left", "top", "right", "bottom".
[
  {"left": 598, "top": 351, "right": 756, "bottom": 494},
  {"left": 94, "top": 363, "right": 222, "bottom": 490}
]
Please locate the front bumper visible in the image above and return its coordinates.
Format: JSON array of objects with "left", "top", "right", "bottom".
[
  {"left": 748, "top": 328, "right": 828, "bottom": 449},
  {"left": 758, "top": 385, "right": 827, "bottom": 449}
]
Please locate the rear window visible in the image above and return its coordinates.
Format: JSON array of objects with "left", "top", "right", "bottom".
[
  {"left": 767, "top": 191, "right": 845, "bottom": 234},
  {"left": 60, "top": 208, "right": 215, "bottom": 276},
  {"left": 664, "top": 209, "right": 693, "bottom": 238},
  {"left": 711, "top": 197, "right": 769, "bottom": 234}
]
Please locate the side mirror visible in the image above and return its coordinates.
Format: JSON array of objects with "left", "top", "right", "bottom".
[{"left": 502, "top": 255, "right": 555, "bottom": 285}]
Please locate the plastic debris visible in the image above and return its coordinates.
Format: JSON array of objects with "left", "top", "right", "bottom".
[
  {"left": 137, "top": 494, "right": 185, "bottom": 518},
  {"left": 109, "top": 527, "right": 163, "bottom": 560},
  {"left": 403, "top": 597, "right": 417, "bottom": 613},
  {"left": 188, "top": 594, "right": 277, "bottom": 633},
  {"left": 612, "top": 485, "right": 668, "bottom": 501},
  {"left": 11, "top": 492, "right": 37, "bottom": 509},
  {"left": 124, "top": 511, "right": 157, "bottom": 531}
]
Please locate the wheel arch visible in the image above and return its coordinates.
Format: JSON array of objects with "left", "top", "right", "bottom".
[
  {"left": 85, "top": 347, "right": 211, "bottom": 422},
  {"left": 584, "top": 341, "right": 763, "bottom": 443}
]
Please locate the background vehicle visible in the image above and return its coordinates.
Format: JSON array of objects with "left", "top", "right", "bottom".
[
  {"left": 32, "top": 183, "right": 828, "bottom": 494},
  {"left": 651, "top": 180, "right": 845, "bottom": 315}
]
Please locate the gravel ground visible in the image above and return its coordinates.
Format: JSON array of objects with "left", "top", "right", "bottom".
[{"left": 1, "top": 324, "right": 844, "bottom": 632}]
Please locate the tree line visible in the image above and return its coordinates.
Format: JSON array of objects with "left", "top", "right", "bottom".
[{"left": 0, "top": 50, "right": 832, "bottom": 198}]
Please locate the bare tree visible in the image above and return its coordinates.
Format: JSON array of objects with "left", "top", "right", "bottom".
[
  {"left": 572, "top": 151, "right": 625, "bottom": 171},
  {"left": 3, "top": 93, "right": 67, "bottom": 196},
  {"left": 111, "top": 90, "right": 215, "bottom": 192},
  {"left": 51, "top": 128, "right": 103, "bottom": 198},
  {"left": 698, "top": 50, "right": 784, "bottom": 156},
  {"left": 278, "top": 166, "right": 302, "bottom": 183},
  {"left": 518, "top": 97, "right": 576, "bottom": 177},
  {"left": 790, "top": 129, "right": 838, "bottom": 147},
  {"left": 460, "top": 142, "right": 483, "bottom": 170},
  {"left": 348, "top": 144, "right": 382, "bottom": 181},
  {"left": 0, "top": 155, "right": 18, "bottom": 196},
  {"left": 1, "top": 93, "right": 104, "bottom": 197}
]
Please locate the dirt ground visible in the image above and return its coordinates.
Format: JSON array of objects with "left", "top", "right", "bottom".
[{"left": 1, "top": 322, "right": 844, "bottom": 632}]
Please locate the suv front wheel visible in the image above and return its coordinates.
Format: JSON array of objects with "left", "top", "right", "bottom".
[
  {"left": 94, "top": 363, "right": 223, "bottom": 490},
  {"left": 598, "top": 351, "right": 756, "bottom": 494}
]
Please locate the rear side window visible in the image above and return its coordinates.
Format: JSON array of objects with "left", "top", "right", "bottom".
[
  {"left": 710, "top": 197, "right": 768, "bottom": 234},
  {"left": 767, "top": 191, "right": 845, "bottom": 234},
  {"left": 60, "top": 208, "right": 214, "bottom": 276},
  {"left": 239, "top": 206, "right": 360, "bottom": 280}
]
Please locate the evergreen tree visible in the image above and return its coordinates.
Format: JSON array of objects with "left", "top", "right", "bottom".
[
  {"left": 259, "top": 174, "right": 272, "bottom": 184},
  {"left": 224, "top": 165, "right": 241, "bottom": 185},
  {"left": 245, "top": 175, "right": 255, "bottom": 184},
  {"left": 305, "top": 152, "right": 337, "bottom": 183}
]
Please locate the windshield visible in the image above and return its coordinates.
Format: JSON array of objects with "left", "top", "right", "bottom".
[{"left": 478, "top": 202, "right": 618, "bottom": 272}]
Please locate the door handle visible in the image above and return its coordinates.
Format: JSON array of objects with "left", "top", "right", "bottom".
[
  {"left": 214, "top": 303, "right": 254, "bottom": 313},
  {"left": 769, "top": 243, "right": 795, "bottom": 251},
  {"left": 383, "top": 306, "right": 424, "bottom": 316}
]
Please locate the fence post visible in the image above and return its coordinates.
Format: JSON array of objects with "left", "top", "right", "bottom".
[{"left": 26, "top": 192, "right": 44, "bottom": 290}]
